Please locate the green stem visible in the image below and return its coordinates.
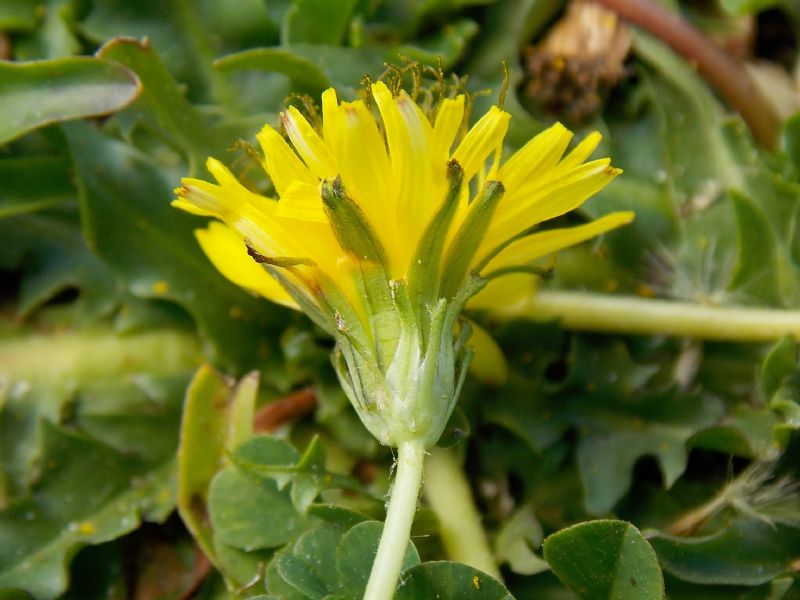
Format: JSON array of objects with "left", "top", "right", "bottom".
[
  {"left": 365, "top": 439, "right": 426, "bottom": 600},
  {"left": 423, "top": 447, "right": 502, "bottom": 580},
  {"left": 499, "top": 290, "right": 800, "bottom": 341}
]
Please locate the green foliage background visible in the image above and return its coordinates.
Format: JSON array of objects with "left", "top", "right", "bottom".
[{"left": 1, "top": 0, "right": 799, "bottom": 598}]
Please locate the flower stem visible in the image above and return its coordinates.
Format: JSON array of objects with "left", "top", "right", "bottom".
[
  {"left": 365, "top": 438, "right": 426, "bottom": 600},
  {"left": 423, "top": 447, "right": 502, "bottom": 580},
  {"left": 500, "top": 290, "right": 800, "bottom": 342}
]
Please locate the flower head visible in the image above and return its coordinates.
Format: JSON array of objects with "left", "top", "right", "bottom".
[{"left": 174, "top": 83, "right": 632, "bottom": 447}]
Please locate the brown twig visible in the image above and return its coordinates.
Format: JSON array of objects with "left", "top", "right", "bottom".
[
  {"left": 595, "top": 0, "right": 781, "bottom": 149},
  {"left": 254, "top": 387, "right": 318, "bottom": 432}
]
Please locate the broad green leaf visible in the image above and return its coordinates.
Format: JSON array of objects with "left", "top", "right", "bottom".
[
  {"left": 64, "top": 120, "right": 285, "bottom": 373},
  {"left": 177, "top": 366, "right": 258, "bottom": 580},
  {"left": 0, "top": 157, "right": 74, "bottom": 218},
  {"left": 282, "top": 0, "right": 356, "bottom": 45},
  {"left": 649, "top": 517, "right": 800, "bottom": 586},
  {"left": 0, "top": 57, "right": 140, "bottom": 144},
  {"left": 208, "top": 466, "right": 313, "bottom": 550},
  {"left": 394, "top": 561, "right": 514, "bottom": 599},
  {"left": 335, "top": 521, "right": 420, "bottom": 599},
  {"left": 0, "top": 423, "right": 175, "bottom": 599},
  {"left": 543, "top": 520, "right": 664, "bottom": 599}
]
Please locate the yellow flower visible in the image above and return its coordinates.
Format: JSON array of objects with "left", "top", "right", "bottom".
[{"left": 174, "top": 83, "right": 632, "bottom": 447}]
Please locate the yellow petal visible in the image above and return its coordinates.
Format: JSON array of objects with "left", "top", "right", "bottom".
[
  {"left": 452, "top": 106, "right": 510, "bottom": 182},
  {"left": 257, "top": 124, "right": 316, "bottom": 196},
  {"left": 195, "top": 221, "right": 298, "bottom": 309},
  {"left": 554, "top": 131, "right": 603, "bottom": 172},
  {"left": 275, "top": 180, "right": 327, "bottom": 223},
  {"left": 466, "top": 320, "right": 508, "bottom": 385},
  {"left": 372, "top": 82, "right": 437, "bottom": 264},
  {"left": 482, "top": 211, "right": 635, "bottom": 272},
  {"left": 281, "top": 106, "right": 337, "bottom": 179},
  {"left": 486, "top": 160, "right": 622, "bottom": 246},
  {"left": 321, "top": 87, "right": 342, "bottom": 151},
  {"left": 431, "top": 95, "right": 465, "bottom": 162},
  {"left": 335, "top": 99, "right": 398, "bottom": 267},
  {"left": 467, "top": 272, "right": 538, "bottom": 312},
  {"left": 498, "top": 122, "right": 573, "bottom": 191}
]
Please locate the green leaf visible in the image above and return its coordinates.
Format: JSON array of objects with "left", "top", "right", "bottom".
[
  {"left": 214, "top": 47, "right": 330, "bottom": 93},
  {"left": 0, "top": 423, "right": 175, "bottom": 599},
  {"left": 64, "top": 120, "right": 284, "bottom": 373},
  {"left": 0, "top": 57, "right": 140, "bottom": 145},
  {"left": 728, "top": 190, "right": 800, "bottom": 307},
  {"left": 215, "top": 44, "right": 385, "bottom": 96},
  {"left": 336, "top": 521, "right": 420, "bottom": 599},
  {"left": 177, "top": 366, "right": 258, "bottom": 581},
  {"left": 760, "top": 337, "right": 798, "bottom": 401},
  {"left": 394, "top": 19, "right": 480, "bottom": 69},
  {"left": 95, "top": 38, "right": 231, "bottom": 170},
  {"left": 282, "top": 0, "right": 357, "bottom": 45},
  {"left": 0, "top": 322, "right": 198, "bottom": 501},
  {"left": 494, "top": 504, "right": 549, "bottom": 576},
  {"left": 0, "top": 157, "right": 74, "bottom": 218},
  {"left": 394, "top": 562, "right": 514, "bottom": 599},
  {"left": 543, "top": 520, "right": 665, "bottom": 600},
  {"left": 0, "top": 210, "right": 119, "bottom": 319},
  {"left": 0, "top": 0, "right": 38, "bottom": 31},
  {"left": 649, "top": 517, "right": 800, "bottom": 586},
  {"left": 208, "top": 465, "right": 314, "bottom": 551}
]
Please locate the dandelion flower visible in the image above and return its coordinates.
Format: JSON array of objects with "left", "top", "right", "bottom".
[{"left": 174, "top": 81, "right": 632, "bottom": 600}]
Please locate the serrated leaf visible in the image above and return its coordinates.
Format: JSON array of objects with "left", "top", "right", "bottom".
[
  {"left": 395, "top": 561, "right": 514, "bottom": 600},
  {"left": 0, "top": 323, "right": 198, "bottom": 501},
  {"left": 0, "top": 57, "right": 140, "bottom": 144},
  {"left": 0, "top": 210, "right": 119, "bottom": 319},
  {"left": 0, "top": 423, "right": 175, "bottom": 599},
  {"left": 95, "top": 38, "right": 229, "bottom": 170},
  {"left": 650, "top": 517, "right": 800, "bottom": 586},
  {"left": 543, "top": 520, "right": 664, "bottom": 600}
]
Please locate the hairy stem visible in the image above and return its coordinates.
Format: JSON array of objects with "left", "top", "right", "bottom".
[
  {"left": 365, "top": 439, "right": 426, "bottom": 600},
  {"left": 423, "top": 447, "right": 502, "bottom": 580},
  {"left": 596, "top": 0, "right": 781, "bottom": 148},
  {"left": 499, "top": 290, "right": 800, "bottom": 341}
]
